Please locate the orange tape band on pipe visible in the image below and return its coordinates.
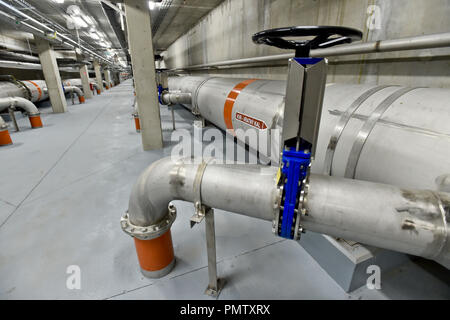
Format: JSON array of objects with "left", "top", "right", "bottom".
[
  {"left": 26, "top": 80, "right": 42, "bottom": 101},
  {"left": 223, "top": 79, "right": 257, "bottom": 133},
  {"left": 134, "top": 230, "right": 174, "bottom": 272}
]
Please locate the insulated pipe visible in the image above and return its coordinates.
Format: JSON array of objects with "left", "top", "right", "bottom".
[
  {"left": 125, "top": 157, "right": 450, "bottom": 275},
  {"left": 0, "top": 80, "right": 49, "bottom": 102},
  {"left": 64, "top": 86, "right": 85, "bottom": 104},
  {"left": 0, "top": 115, "right": 12, "bottom": 146},
  {"left": 168, "top": 76, "right": 450, "bottom": 192},
  {"left": 171, "top": 32, "right": 450, "bottom": 71},
  {"left": 0, "top": 97, "right": 42, "bottom": 128}
]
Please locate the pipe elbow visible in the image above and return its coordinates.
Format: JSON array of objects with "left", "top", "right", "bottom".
[
  {"left": 0, "top": 97, "right": 39, "bottom": 115},
  {"left": 127, "top": 158, "right": 178, "bottom": 227},
  {"left": 12, "top": 97, "right": 40, "bottom": 115}
]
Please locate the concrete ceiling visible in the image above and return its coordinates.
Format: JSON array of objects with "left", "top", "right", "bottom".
[
  {"left": 151, "top": 0, "right": 224, "bottom": 52},
  {"left": 3, "top": 0, "right": 128, "bottom": 66},
  {"left": 0, "top": 0, "right": 223, "bottom": 66}
]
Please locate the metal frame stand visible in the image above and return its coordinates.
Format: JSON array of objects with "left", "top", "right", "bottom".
[
  {"left": 204, "top": 208, "right": 224, "bottom": 297},
  {"left": 8, "top": 108, "right": 19, "bottom": 132},
  {"left": 190, "top": 204, "right": 224, "bottom": 298},
  {"left": 170, "top": 105, "right": 176, "bottom": 130}
]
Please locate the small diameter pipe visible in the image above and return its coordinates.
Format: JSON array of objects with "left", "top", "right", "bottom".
[
  {"left": 125, "top": 157, "right": 450, "bottom": 275},
  {"left": 160, "top": 92, "right": 192, "bottom": 105},
  {"left": 64, "top": 86, "right": 85, "bottom": 104},
  {"left": 0, "top": 97, "right": 42, "bottom": 129}
]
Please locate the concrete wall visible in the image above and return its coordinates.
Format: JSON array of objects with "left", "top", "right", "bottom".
[{"left": 163, "top": 0, "right": 450, "bottom": 88}]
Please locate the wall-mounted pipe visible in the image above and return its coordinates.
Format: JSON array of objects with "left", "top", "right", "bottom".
[
  {"left": 0, "top": 97, "right": 42, "bottom": 129},
  {"left": 0, "top": 115, "right": 12, "bottom": 146},
  {"left": 123, "top": 157, "right": 449, "bottom": 278},
  {"left": 170, "top": 32, "right": 450, "bottom": 71}
]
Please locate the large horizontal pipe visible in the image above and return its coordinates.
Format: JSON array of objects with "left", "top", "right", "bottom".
[
  {"left": 168, "top": 76, "right": 450, "bottom": 192},
  {"left": 170, "top": 32, "right": 450, "bottom": 71},
  {"left": 126, "top": 157, "right": 449, "bottom": 269}
]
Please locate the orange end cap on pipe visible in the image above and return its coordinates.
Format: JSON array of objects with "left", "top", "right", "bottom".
[
  {"left": 79, "top": 96, "right": 85, "bottom": 104},
  {"left": 97, "top": 89, "right": 101, "bottom": 95},
  {"left": 29, "top": 115, "right": 43, "bottom": 129},
  {"left": 134, "top": 229, "right": 175, "bottom": 278},
  {"left": 134, "top": 115, "right": 141, "bottom": 132},
  {"left": 0, "top": 129, "right": 12, "bottom": 146}
]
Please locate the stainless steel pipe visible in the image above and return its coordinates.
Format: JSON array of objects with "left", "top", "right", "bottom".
[
  {"left": 127, "top": 157, "right": 450, "bottom": 268},
  {"left": 161, "top": 92, "right": 192, "bottom": 105},
  {"left": 168, "top": 76, "right": 450, "bottom": 192},
  {"left": 127, "top": 158, "right": 278, "bottom": 227}
]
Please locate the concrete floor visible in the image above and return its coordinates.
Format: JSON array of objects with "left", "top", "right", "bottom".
[{"left": 0, "top": 80, "right": 448, "bottom": 300}]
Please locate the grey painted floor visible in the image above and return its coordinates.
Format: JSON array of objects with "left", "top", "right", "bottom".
[{"left": 0, "top": 80, "right": 448, "bottom": 300}]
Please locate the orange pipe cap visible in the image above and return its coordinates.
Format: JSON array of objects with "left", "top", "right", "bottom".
[
  {"left": 134, "top": 116, "right": 141, "bottom": 132},
  {"left": 29, "top": 115, "right": 43, "bottom": 129},
  {"left": 134, "top": 230, "right": 175, "bottom": 277},
  {"left": 0, "top": 129, "right": 12, "bottom": 146}
]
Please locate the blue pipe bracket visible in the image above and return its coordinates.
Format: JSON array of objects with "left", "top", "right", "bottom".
[{"left": 277, "top": 148, "right": 311, "bottom": 239}]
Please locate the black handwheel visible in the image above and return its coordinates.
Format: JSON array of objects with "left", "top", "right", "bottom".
[{"left": 252, "top": 26, "right": 362, "bottom": 57}]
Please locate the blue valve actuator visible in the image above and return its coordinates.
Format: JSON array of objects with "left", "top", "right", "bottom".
[{"left": 279, "top": 148, "right": 311, "bottom": 239}]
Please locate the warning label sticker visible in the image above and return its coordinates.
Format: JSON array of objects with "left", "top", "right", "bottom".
[{"left": 235, "top": 112, "right": 267, "bottom": 130}]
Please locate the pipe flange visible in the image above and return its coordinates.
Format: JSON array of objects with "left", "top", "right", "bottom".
[{"left": 121, "top": 203, "right": 177, "bottom": 240}]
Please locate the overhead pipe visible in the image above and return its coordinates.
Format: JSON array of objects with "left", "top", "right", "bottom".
[
  {"left": 0, "top": 97, "right": 43, "bottom": 129},
  {"left": 122, "top": 157, "right": 450, "bottom": 277},
  {"left": 0, "top": 115, "right": 12, "bottom": 146},
  {"left": 0, "top": 0, "right": 118, "bottom": 69},
  {"left": 170, "top": 32, "right": 450, "bottom": 71},
  {"left": 0, "top": 50, "right": 40, "bottom": 63},
  {"left": 63, "top": 79, "right": 101, "bottom": 95}
]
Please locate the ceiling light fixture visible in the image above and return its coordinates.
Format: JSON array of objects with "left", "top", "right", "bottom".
[
  {"left": 52, "top": 0, "right": 65, "bottom": 3},
  {"left": 148, "top": 1, "right": 160, "bottom": 10}
]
